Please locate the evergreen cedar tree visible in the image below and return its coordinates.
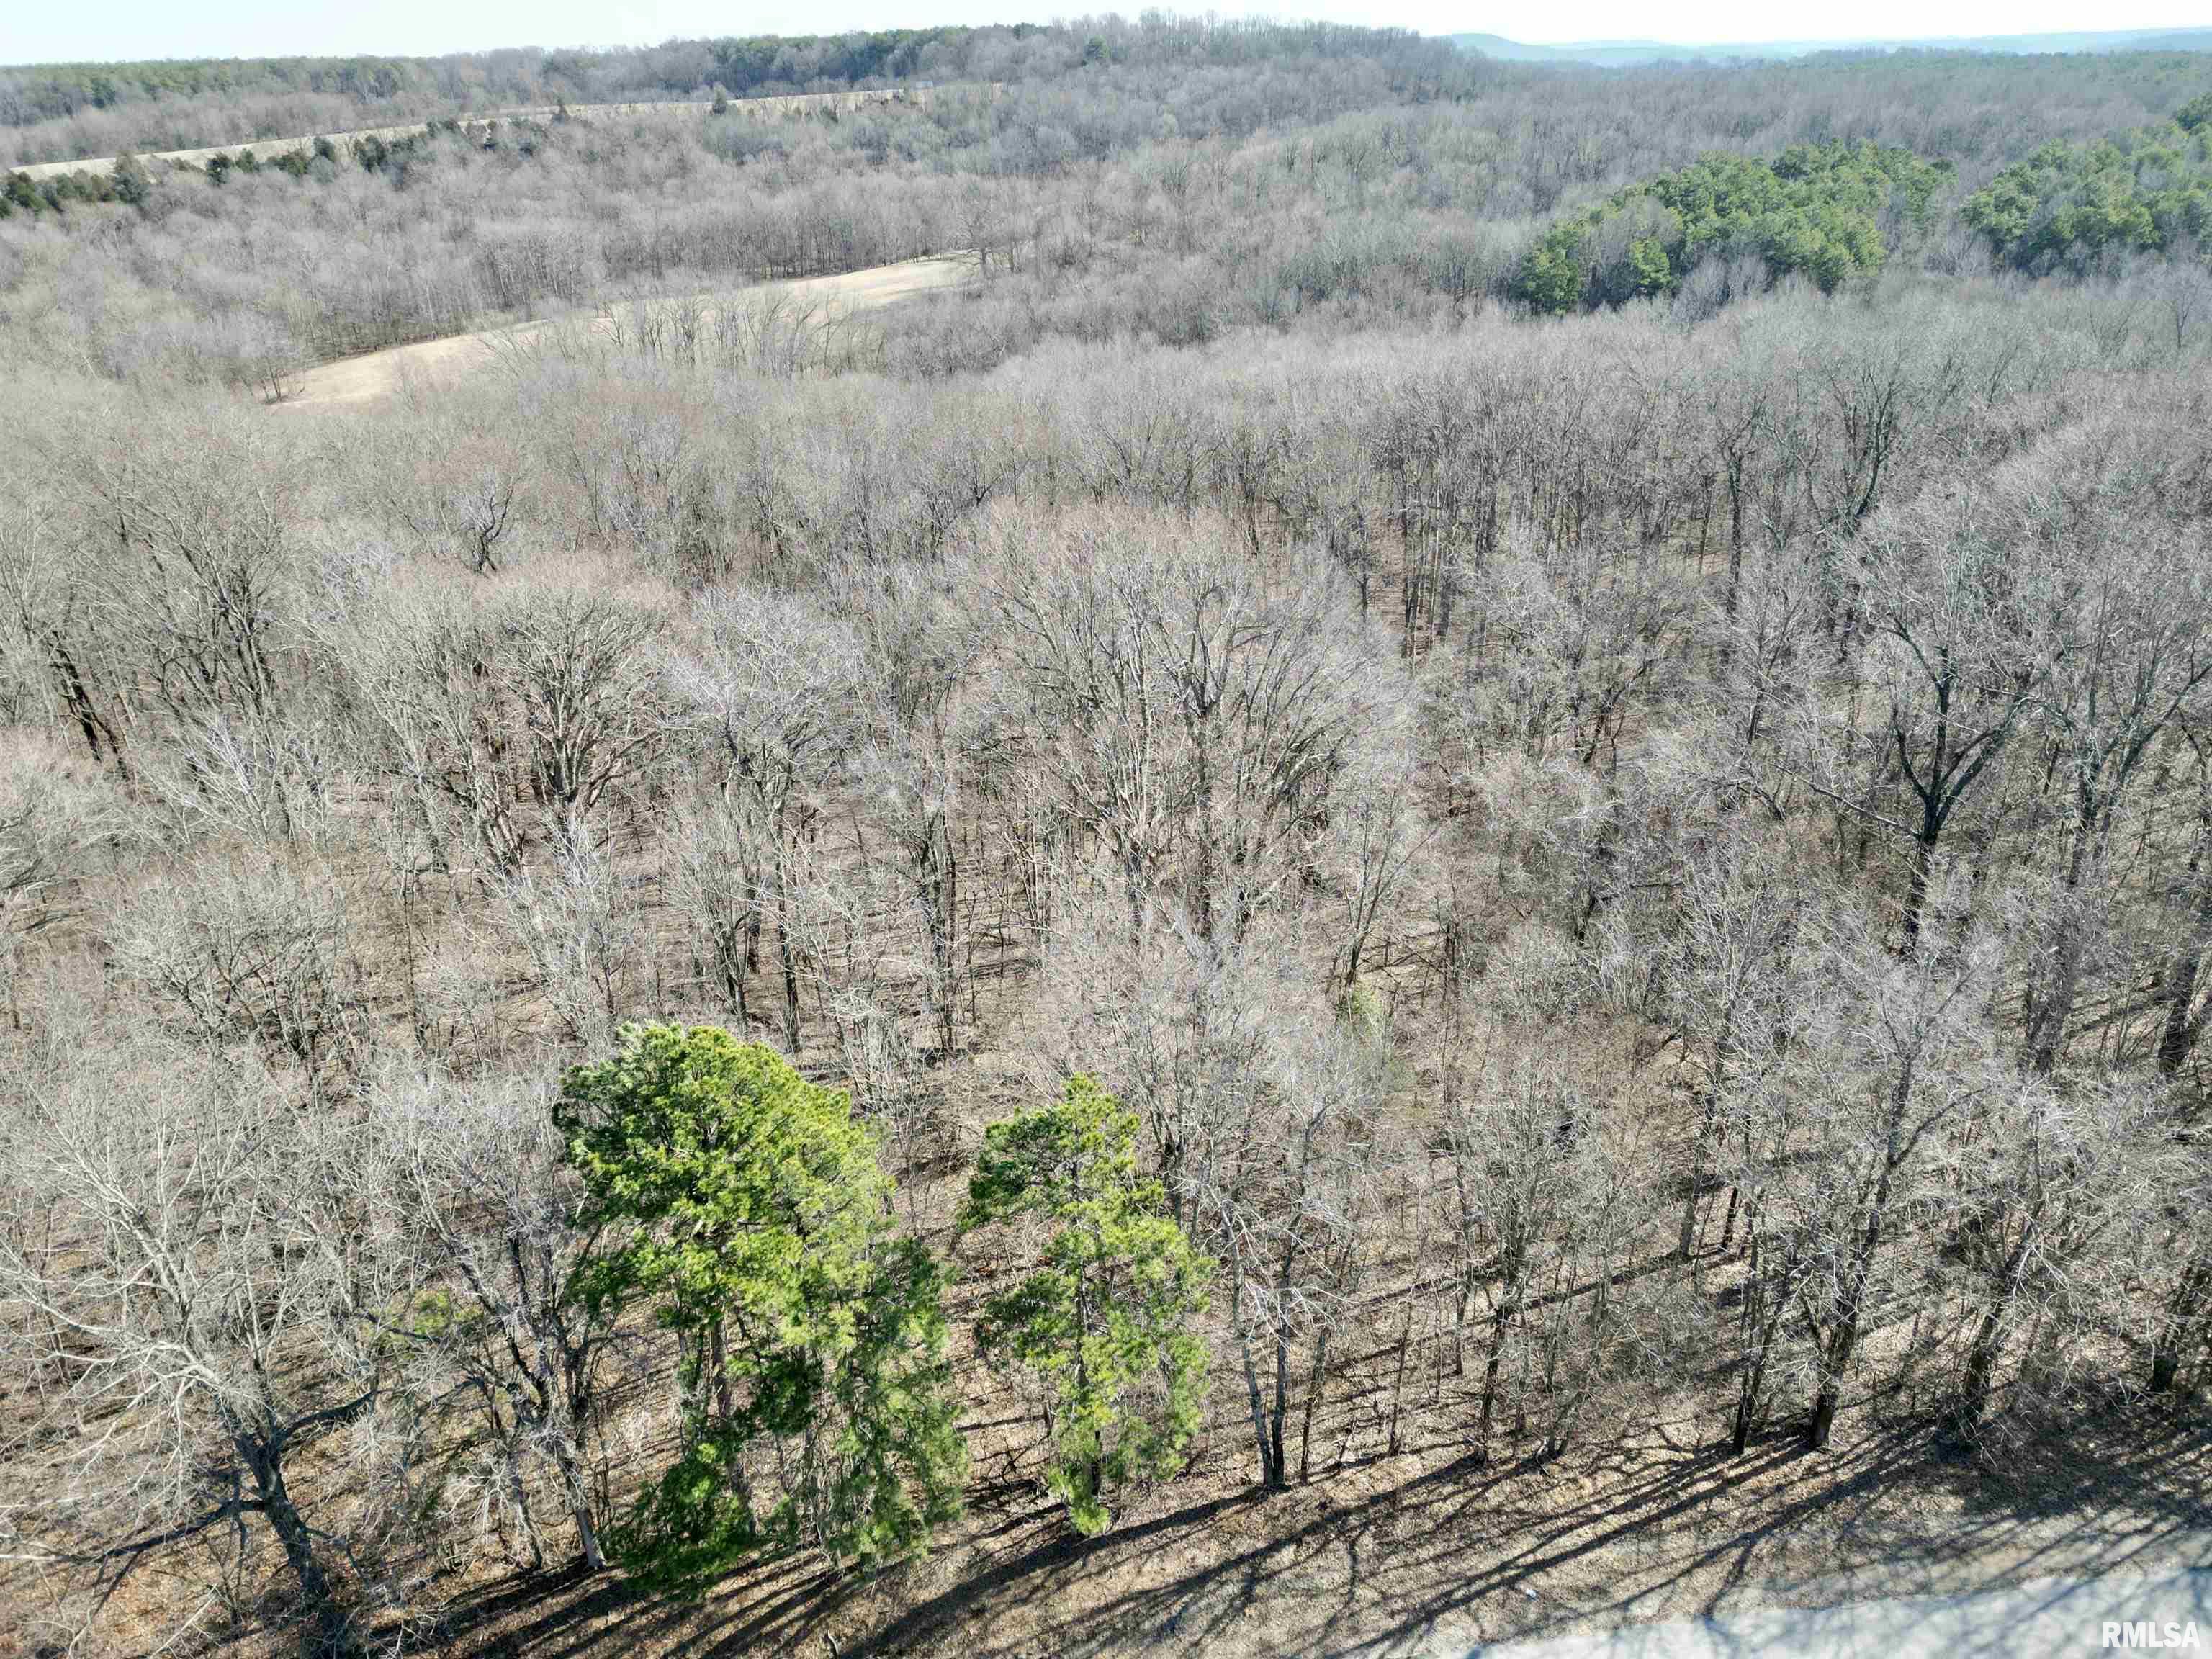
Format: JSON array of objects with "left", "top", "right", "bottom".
[
  {"left": 1516, "top": 143, "right": 1953, "bottom": 313},
  {"left": 958, "top": 1075, "right": 1213, "bottom": 1537},
  {"left": 1964, "top": 116, "right": 2212, "bottom": 271},
  {"left": 554, "top": 1025, "right": 1213, "bottom": 1561},
  {"left": 1510, "top": 104, "right": 2211, "bottom": 310},
  {"left": 557, "top": 1023, "right": 963, "bottom": 1588}
]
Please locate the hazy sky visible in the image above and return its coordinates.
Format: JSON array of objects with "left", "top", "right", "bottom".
[{"left": 1, "top": 0, "right": 2206, "bottom": 67}]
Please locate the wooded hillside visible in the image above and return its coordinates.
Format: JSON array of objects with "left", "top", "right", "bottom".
[{"left": 2, "top": 19, "right": 2211, "bottom": 1659}]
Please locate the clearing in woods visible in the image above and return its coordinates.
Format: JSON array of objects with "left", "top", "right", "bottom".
[{"left": 275, "top": 253, "right": 976, "bottom": 408}]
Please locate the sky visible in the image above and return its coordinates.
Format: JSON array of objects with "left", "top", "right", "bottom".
[{"left": 1, "top": 0, "right": 2207, "bottom": 67}]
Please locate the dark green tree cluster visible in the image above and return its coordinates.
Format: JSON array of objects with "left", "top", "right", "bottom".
[
  {"left": 1963, "top": 104, "right": 2212, "bottom": 271},
  {"left": 0, "top": 154, "right": 147, "bottom": 217},
  {"left": 701, "top": 29, "right": 974, "bottom": 96},
  {"left": 5, "top": 111, "right": 583, "bottom": 222},
  {"left": 341, "top": 123, "right": 475, "bottom": 180},
  {"left": 1517, "top": 141, "right": 1953, "bottom": 313},
  {"left": 0, "top": 55, "right": 423, "bottom": 124},
  {"left": 554, "top": 1027, "right": 1213, "bottom": 1591},
  {"left": 1, "top": 168, "right": 42, "bottom": 215},
  {"left": 558, "top": 1024, "right": 965, "bottom": 1590},
  {"left": 213, "top": 118, "right": 523, "bottom": 187}
]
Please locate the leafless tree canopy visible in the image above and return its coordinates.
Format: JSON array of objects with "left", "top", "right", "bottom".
[{"left": 4, "top": 17, "right": 2212, "bottom": 1658}]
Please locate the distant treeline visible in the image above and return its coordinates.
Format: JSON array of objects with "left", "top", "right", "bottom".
[
  {"left": 0, "top": 18, "right": 1453, "bottom": 167},
  {"left": 0, "top": 53, "right": 513, "bottom": 131},
  {"left": 0, "top": 34, "right": 968, "bottom": 127},
  {"left": 0, "top": 18, "right": 1427, "bottom": 130}
]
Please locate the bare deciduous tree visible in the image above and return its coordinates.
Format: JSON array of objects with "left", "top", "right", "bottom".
[
  {"left": 367, "top": 1069, "right": 634, "bottom": 1572},
  {"left": 0, "top": 1026, "right": 415, "bottom": 1656}
]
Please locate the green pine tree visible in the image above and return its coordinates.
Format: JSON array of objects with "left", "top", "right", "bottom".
[
  {"left": 559, "top": 1023, "right": 963, "bottom": 1591},
  {"left": 959, "top": 1076, "right": 1212, "bottom": 1537},
  {"left": 1516, "top": 221, "right": 1588, "bottom": 315},
  {"left": 109, "top": 152, "right": 153, "bottom": 207},
  {"left": 1627, "top": 235, "right": 1673, "bottom": 298}
]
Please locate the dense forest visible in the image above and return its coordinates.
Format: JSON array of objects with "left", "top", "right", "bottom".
[
  {"left": 3, "top": 17, "right": 2212, "bottom": 1659},
  {"left": 1964, "top": 93, "right": 2212, "bottom": 269}
]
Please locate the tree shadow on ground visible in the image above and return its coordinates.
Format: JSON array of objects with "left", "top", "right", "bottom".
[
  {"left": 436, "top": 1404, "right": 2212, "bottom": 1659},
  {"left": 436, "top": 1552, "right": 855, "bottom": 1659},
  {"left": 845, "top": 1406, "right": 2212, "bottom": 1659}
]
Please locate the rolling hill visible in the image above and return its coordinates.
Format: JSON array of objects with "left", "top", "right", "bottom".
[{"left": 1446, "top": 25, "right": 2212, "bottom": 64}]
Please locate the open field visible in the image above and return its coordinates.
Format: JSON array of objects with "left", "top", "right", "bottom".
[{"left": 276, "top": 253, "right": 977, "bottom": 407}]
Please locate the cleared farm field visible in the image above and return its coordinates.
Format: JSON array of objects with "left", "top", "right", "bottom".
[{"left": 276, "top": 253, "right": 976, "bottom": 407}]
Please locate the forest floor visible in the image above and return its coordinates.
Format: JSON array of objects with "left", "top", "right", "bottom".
[
  {"left": 429, "top": 1399, "right": 2212, "bottom": 1659},
  {"left": 302, "top": 770, "right": 2208, "bottom": 1659},
  {"left": 274, "top": 253, "right": 976, "bottom": 408}
]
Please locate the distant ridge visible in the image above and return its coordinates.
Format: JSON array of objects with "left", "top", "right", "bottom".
[{"left": 1446, "top": 25, "right": 2212, "bottom": 64}]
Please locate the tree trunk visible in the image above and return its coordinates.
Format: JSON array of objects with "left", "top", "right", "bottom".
[
  {"left": 721, "top": 942, "right": 749, "bottom": 1028},
  {"left": 45, "top": 629, "right": 130, "bottom": 778},
  {"left": 2155, "top": 835, "right": 2212, "bottom": 1074},
  {"left": 1809, "top": 1160, "right": 1896, "bottom": 1451},
  {"left": 244, "top": 1440, "right": 354, "bottom": 1658},
  {"left": 2157, "top": 949, "right": 2203, "bottom": 1076},
  {"left": 1953, "top": 1210, "right": 2036, "bottom": 1439},
  {"left": 1901, "top": 832, "right": 1936, "bottom": 945},
  {"left": 2152, "top": 1254, "right": 2211, "bottom": 1393},
  {"left": 917, "top": 811, "right": 958, "bottom": 1056},
  {"left": 1236, "top": 1331, "right": 1272, "bottom": 1488},
  {"left": 1296, "top": 1327, "right": 1331, "bottom": 1484},
  {"left": 775, "top": 911, "right": 802, "bottom": 1053},
  {"left": 553, "top": 1440, "right": 608, "bottom": 1572},
  {"left": 1268, "top": 1323, "right": 1290, "bottom": 1489},
  {"left": 709, "top": 1318, "right": 737, "bottom": 1424},
  {"left": 1953, "top": 1295, "right": 2008, "bottom": 1439},
  {"left": 1732, "top": 1236, "right": 1785, "bottom": 1456},
  {"left": 508, "top": 1455, "right": 547, "bottom": 1570},
  {"left": 1385, "top": 1303, "right": 1413, "bottom": 1456},
  {"left": 1722, "top": 469, "right": 1746, "bottom": 626},
  {"left": 2026, "top": 801, "right": 2100, "bottom": 1074},
  {"left": 1480, "top": 1299, "right": 1511, "bottom": 1438}
]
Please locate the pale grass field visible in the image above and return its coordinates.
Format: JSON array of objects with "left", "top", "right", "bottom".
[{"left": 274, "top": 253, "right": 977, "bottom": 408}]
